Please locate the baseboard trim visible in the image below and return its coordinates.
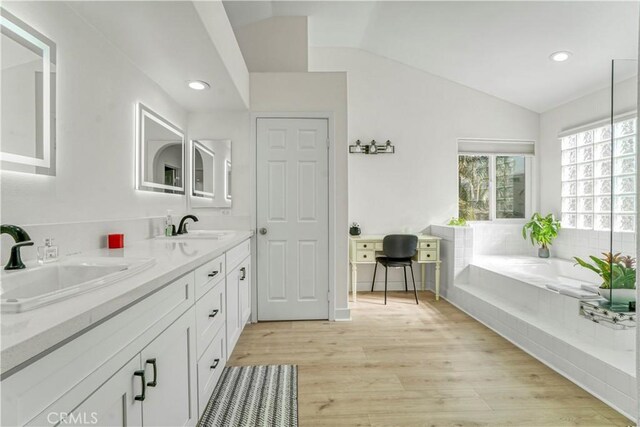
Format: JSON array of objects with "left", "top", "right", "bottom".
[{"left": 334, "top": 307, "right": 351, "bottom": 321}]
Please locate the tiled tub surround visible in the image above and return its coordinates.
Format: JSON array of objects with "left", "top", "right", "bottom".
[
  {"left": 429, "top": 225, "right": 473, "bottom": 299},
  {"left": 551, "top": 227, "right": 637, "bottom": 261},
  {"left": 1, "top": 230, "right": 253, "bottom": 376},
  {"left": 452, "top": 256, "right": 636, "bottom": 420}
]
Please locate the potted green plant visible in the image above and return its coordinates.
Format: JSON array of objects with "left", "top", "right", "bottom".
[
  {"left": 521, "top": 213, "right": 561, "bottom": 258},
  {"left": 573, "top": 253, "right": 636, "bottom": 304},
  {"left": 447, "top": 217, "right": 467, "bottom": 226}
]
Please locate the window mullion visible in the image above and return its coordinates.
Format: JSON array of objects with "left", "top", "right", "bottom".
[{"left": 490, "top": 155, "right": 497, "bottom": 221}]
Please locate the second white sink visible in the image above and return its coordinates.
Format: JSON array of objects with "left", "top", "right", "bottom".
[
  {"left": 156, "top": 230, "right": 233, "bottom": 240},
  {"left": 1, "top": 257, "right": 156, "bottom": 313}
]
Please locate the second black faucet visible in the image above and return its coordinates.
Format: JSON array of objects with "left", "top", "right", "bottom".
[{"left": 176, "top": 215, "right": 198, "bottom": 235}]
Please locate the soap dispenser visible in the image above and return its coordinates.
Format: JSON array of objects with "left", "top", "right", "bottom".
[
  {"left": 165, "top": 210, "right": 175, "bottom": 236},
  {"left": 37, "top": 238, "right": 58, "bottom": 264}
]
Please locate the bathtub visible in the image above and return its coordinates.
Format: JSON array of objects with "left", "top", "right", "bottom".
[
  {"left": 452, "top": 255, "right": 636, "bottom": 420},
  {"left": 471, "top": 255, "right": 599, "bottom": 290}
]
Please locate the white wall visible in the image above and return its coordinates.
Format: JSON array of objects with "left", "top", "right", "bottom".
[
  {"left": 250, "top": 72, "right": 350, "bottom": 320},
  {"left": 309, "top": 47, "right": 540, "bottom": 234},
  {"left": 1, "top": 2, "right": 188, "bottom": 259},
  {"left": 539, "top": 77, "right": 637, "bottom": 215},
  {"left": 538, "top": 77, "right": 637, "bottom": 261},
  {"left": 233, "top": 16, "right": 308, "bottom": 72},
  {"left": 187, "top": 110, "right": 252, "bottom": 230}
]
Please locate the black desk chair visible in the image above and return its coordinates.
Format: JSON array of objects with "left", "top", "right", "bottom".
[{"left": 370, "top": 234, "right": 419, "bottom": 305}]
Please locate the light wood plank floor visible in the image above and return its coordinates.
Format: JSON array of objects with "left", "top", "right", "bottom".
[{"left": 228, "top": 291, "right": 634, "bottom": 426}]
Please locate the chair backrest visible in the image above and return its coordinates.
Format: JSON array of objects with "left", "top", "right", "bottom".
[{"left": 382, "top": 234, "right": 418, "bottom": 259}]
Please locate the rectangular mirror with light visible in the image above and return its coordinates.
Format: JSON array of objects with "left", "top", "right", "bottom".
[
  {"left": 136, "top": 102, "right": 185, "bottom": 195},
  {"left": 0, "top": 8, "right": 56, "bottom": 175},
  {"left": 190, "top": 139, "right": 232, "bottom": 208}
]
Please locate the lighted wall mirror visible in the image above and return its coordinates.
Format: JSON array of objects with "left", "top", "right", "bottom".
[
  {"left": 0, "top": 8, "right": 56, "bottom": 175},
  {"left": 136, "top": 103, "right": 185, "bottom": 194},
  {"left": 190, "top": 139, "right": 232, "bottom": 208}
]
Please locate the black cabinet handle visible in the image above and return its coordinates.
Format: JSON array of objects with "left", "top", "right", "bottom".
[
  {"left": 240, "top": 267, "right": 246, "bottom": 280},
  {"left": 209, "top": 309, "right": 219, "bottom": 318},
  {"left": 208, "top": 270, "right": 219, "bottom": 278},
  {"left": 134, "top": 370, "right": 146, "bottom": 401},
  {"left": 210, "top": 359, "right": 220, "bottom": 370},
  {"left": 146, "top": 358, "right": 157, "bottom": 387}
]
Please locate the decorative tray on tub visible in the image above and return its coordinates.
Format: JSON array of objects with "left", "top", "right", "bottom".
[{"left": 579, "top": 300, "right": 636, "bottom": 329}]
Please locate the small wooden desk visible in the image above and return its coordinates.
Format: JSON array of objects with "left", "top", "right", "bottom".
[{"left": 349, "top": 234, "right": 442, "bottom": 302}]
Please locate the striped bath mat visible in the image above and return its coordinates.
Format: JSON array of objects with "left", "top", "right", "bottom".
[{"left": 199, "top": 365, "right": 298, "bottom": 427}]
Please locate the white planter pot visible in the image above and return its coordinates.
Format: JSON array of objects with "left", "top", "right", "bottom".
[{"left": 598, "top": 288, "right": 636, "bottom": 304}]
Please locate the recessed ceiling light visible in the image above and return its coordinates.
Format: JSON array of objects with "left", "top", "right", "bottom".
[
  {"left": 187, "top": 80, "right": 210, "bottom": 90},
  {"left": 550, "top": 51, "right": 572, "bottom": 62}
]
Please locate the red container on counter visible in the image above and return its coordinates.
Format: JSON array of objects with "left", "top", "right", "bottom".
[{"left": 108, "top": 234, "right": 124, "bottom": 249}]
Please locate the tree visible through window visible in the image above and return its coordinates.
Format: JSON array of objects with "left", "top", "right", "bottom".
[
  {"left": 496, "top": 156, "right": 526, "bottom": 218},
  {"left": 458, "top": 155, "right": 527, "bottom": 221},
  {"left": 458, "top": 156, "right": 490, "bottom": 220}
]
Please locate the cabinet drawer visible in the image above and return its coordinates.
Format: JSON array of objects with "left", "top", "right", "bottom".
[
  {"left": 356, "top": 242, "right": 383, "bottom": 251},
  {"left": 197, "top": 327, "right": 226, "bottom": 418},
  {"left": 226, "top": 239, "right": 250, "bottom": 272},
  {"left": 356, "top": 242, "right": 373, "bottom": 250},
  {"left": 419, "top": 240, "right": 438, "bottom": 249},
  {"left": 196, "top": 280, "right": 225, "bottom": 359},
  {"left": 195, "top": 254, "right": 225, "bottom": 300},
  {"left": 419, "top": 250, "right": 438, "bottom": 261},
  {"left": 356, "top": 250, "right": 375, "bottom": 262}
]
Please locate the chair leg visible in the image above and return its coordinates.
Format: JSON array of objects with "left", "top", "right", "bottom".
[
  {"left": 410, "top": 263, "right": 419, "bottom": 304},
  {"left": 403, "top": 266, "right": 408, "bottom": 292},
  {"left": 371, "top": 262, "right": 378, "bottom": 292},
  {"left": 384, "top": 266, "right": 388, "bottom": 305}
]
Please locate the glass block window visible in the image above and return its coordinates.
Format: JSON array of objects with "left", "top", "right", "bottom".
[{"left": 561, "top": 117, "right": 637, "bottom": 232}]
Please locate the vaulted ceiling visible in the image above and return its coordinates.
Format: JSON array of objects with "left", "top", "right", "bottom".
[{"left": 224, "top": 1, "right": 639, "bottom": 113}]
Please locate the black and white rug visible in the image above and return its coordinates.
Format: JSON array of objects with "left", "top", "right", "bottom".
[{"left": 199, "top": 365, "right": 298, "bottom": 427}]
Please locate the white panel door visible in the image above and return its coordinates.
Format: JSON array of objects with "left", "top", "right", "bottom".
[{"left": 257, "top": 118, "right": 329, "bottom": 320}]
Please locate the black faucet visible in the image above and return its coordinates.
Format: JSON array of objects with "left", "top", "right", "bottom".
[
  {"left": 1, "top": 224, "right": 34, "bottom": 270},
  {"left": 176, "top": 215, "right": 199, "bottom": 235}
]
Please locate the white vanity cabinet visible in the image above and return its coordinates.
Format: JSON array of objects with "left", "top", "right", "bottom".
[
  {"left": 225, "top": 240, "right": 251, "bottom": 360},
  {"left": 1, "top": 236, "right": 253, "bottom": 427},
  {"left": 64, "top": 356, "right": 143, "bottom": 427},
  {"left": 41, "top": 309, "right": 197, "bottom": 427}
]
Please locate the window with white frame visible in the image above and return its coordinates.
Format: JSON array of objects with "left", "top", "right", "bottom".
[
  {"left": 457, "top": 139, "right": 534, "bottom": 221},
  {"left": 560, "top": 116, "right": 637, "bottom": 232}
]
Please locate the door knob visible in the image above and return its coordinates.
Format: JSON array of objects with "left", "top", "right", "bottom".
[{"left": 259, "top": 228, "right": 268, "bottom": 235}]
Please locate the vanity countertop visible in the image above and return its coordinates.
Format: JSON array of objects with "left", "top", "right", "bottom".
[{"left": 0, "top": 230, "right": 253, "bottom": 377}]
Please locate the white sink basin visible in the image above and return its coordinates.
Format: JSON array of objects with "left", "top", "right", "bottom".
[
  {"left": 156, "top": 230, "right": 233, "bottom": 240},
  {"left": 1, "top": 257, "right": 156, "bottom": 313}
]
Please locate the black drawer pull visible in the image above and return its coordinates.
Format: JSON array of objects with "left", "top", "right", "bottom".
[
  {"left": 210, "top": 358, "right": 220, "bottom": 370},
  {"left": 427, "top": 254, "right": 431, "bottom": 257},
  {"left": 363, "top": 254, "right": 367, "bottom": 258},
  {"left": 146, "top": 358, "right": 157, "bottom": 387},
  {"left": 209, "top": 309, "right": 219, "bottom": 318},
  {"left": 134, "top": 370, "right": 146, "bottom": 401},
  {"left": 208, "top": 270, "right": 219, "bottom": 278},
  {"left": 240, "top": 267, "right": 246, "bottom": 280}
]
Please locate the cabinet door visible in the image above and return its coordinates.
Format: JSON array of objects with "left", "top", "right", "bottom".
[
  {"left": 140, "top": 309, "right": 197, "bottom": 427},
  {"left": 226, "top": 268, "right": 241, "bottom": 359},
  {"left": 51, "top": 356, "right": 143, "bottom": 427},
  {"left": 239, "top": 258, "right": 251, "bottom": 325}
]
